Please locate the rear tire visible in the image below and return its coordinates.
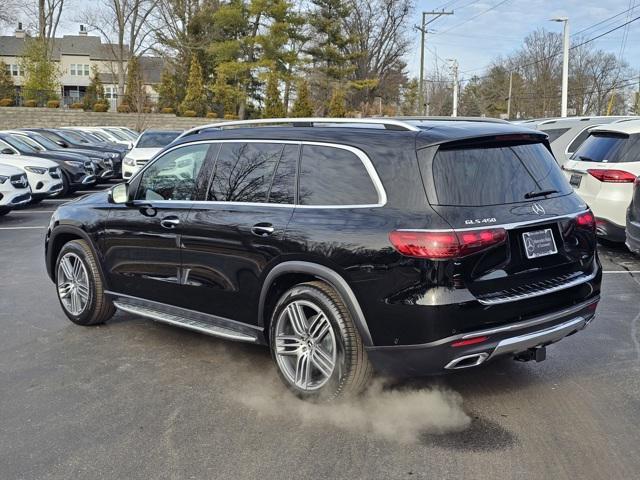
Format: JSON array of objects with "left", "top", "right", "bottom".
[
  {"left": 269, "top": 281, "right": 372, "bottom": 401},
  {"left": 60, "top": 172, "right": 71, "bottom": 196},
  {"left": 55, "top": 239, "right": 115, "bottom": 326}
]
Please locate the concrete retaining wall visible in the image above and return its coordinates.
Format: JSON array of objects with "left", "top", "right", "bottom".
[{"left": 0, "top": 107, "right": 215, "bottom": 131}]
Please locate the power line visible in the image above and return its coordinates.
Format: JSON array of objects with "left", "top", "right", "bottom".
[{"left": 435, "top": 0, "right": 512, "bottom": 36}]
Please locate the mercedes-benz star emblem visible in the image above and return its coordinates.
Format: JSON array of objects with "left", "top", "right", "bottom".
[{"left": 532, "top": 203, "right": 545, "bottom": 215}]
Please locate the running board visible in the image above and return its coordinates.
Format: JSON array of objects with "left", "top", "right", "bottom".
[{"left": 112, "top": 297, "right": 259, "bottom": 343}]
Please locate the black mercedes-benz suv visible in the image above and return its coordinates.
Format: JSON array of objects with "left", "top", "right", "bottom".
[{"left": 45, "top": 118, "right": 602, "bottom": 400}]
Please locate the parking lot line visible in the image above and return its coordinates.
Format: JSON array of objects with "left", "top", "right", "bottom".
[
  {"left": 42, "top": 199, "right": 69, "bottom": 202},
  {"left": 0, "top": 226, "right": 47, "bottom": 230},
  {"left": 603, "top": 270, "right": 640, "bottom": 274}
]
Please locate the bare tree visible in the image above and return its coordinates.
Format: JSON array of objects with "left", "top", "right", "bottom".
[
  {"left": 78, "top": 0, "right": 158, "bottom": 102},
  {"left": 344, "top": 0, "right": 412, "bottom": 112},
  {"left": 0, "top": 0, "right": 20, "bottom": 29}
]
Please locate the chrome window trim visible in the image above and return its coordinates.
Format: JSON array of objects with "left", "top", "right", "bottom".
[
  {"left": 131, "top": 139, "right": 387, "bottom": 209},
  {"left": 564, "top": 124, "right": 601, "bottom": 156},
  {"left": 397, "top": 209, "right": 589, "bottom": 232}
]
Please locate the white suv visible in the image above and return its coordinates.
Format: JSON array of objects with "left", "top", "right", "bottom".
[
  {"left": 563, "top": 119, "right": 640, "bottom": 241},
  {"left": 0, "top": 154, "right": 63, "bottom": 203},
  {"left": 0, "top": 164, "right": 31, "bottom": 215},
  {"left": 122, "top": 130, "right": 181, "bottom": 179}
]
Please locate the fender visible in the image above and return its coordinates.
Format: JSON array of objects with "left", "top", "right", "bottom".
[
  {"left": 258, "top": 261, "right": 374, "bottom": 346},
  {"left": 46, "top": 225, "right": 108, "bottom": 288}
]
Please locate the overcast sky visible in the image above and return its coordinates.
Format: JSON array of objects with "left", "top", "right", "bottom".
[{"left": 410, "top": 0, "right": 640, "bottom": 80}]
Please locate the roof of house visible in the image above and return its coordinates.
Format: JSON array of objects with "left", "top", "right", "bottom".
[{"left": 0, "top": 34, "right": 127, "bottom": 61}]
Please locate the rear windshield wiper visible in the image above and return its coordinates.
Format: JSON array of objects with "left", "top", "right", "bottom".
[
  {"left": 524, "top": 189, "right": 558, "bottom": 199},
  {"left": 578, "top": 155, "right": 596, "bottom": 162}
]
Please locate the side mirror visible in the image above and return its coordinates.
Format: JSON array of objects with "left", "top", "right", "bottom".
[
  {"left": 1, "top": 148, "right": 14, "bottom": 155},
  {"left": 55, "top": 140, "right": 67, "bottom": 147},
  {"left": 110, "top": 183, "right": 130, "bottom": 204}
]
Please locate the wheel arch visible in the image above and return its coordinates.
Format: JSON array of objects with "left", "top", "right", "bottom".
[
  {"left": 258, "top": 261, "right": 373, "bottom": 346},
  {"left": 46, "top": 225, "right": 107, "bottom": 287}
]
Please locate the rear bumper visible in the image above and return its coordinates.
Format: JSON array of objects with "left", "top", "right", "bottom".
[
  {"left": 366, "top": 296, "right": 599, "bottom": 377},
  {"left": 596, "top": 217, "right": 626, "bottom": 242}
]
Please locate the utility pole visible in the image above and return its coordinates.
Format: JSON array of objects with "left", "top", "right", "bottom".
[
  {"left": 416, "top": 10, "right": 454, "bottom": 116},
  {"left": 449, "top": 59, "right": 459, "bottom": 117},
  {"left": 506, "top": 70, "right": 513, "bottom": 119},
  {"left": 552, "top": 17, "right": 569, "bottom": 117}
]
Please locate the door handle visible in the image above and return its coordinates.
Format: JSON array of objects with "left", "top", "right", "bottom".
[
  {"left": 160, "top": 216, "right": 180, "bottom": 229},
  {"left": 251, "top": 223, "right": 275, "bottom": 237}
]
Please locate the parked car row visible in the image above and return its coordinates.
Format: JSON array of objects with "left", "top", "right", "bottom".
[
  {"left": 0, "top": 126, "right": 185, "bottom": 217},
  {"left": 519, "top": 115, "right": 640, "bottom": 252}
]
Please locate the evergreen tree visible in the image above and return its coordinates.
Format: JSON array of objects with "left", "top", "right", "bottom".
[
  {"left": 327, "top": 86, "right": 346, "bottom": 117},
  {"left": 157, "top": 65, "right": 182, "bottom": 112},
  {"left": 400, "top": 78, "right": 420, "bottom": 115},
  {"left": 291, "top": 79, "right": 313, "bottom": 117},
  {"left": 0, "top": 61, "right": 15, "bottom": 100},
  {"left": 263, "top": 72, "right": 285, "bottom": 118},
  {"left": 180, "top": 55, "right": 207, "bottom": 116},
  {"left": 124, "top": 56, "right": 147, "bottom": 112},
  {"left": 21, "top": 38, "right": 59, "bottom": 105},
  {"left": 83, "top": 65, "right": 105, "bottom": 110}
]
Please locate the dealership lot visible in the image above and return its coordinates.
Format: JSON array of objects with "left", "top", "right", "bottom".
[{"left": 1, "top": 184, "right": 640, "bottom": 479}]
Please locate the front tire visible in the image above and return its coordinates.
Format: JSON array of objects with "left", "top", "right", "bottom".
[
  {"left": 269, "top": 281, "right": 372, "bottom": 401},
  {"left": 55, "top": 239, "right": 115, "bottom": 325}
]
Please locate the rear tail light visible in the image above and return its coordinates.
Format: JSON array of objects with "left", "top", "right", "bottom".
[
  {"left": 575, "top": 210, "right": 596, "bottom": 231},
  {"left": 587, "top": 169, "right": 637, "bottom": 183},
  {"left": 389, "top": 228, "right": 506, "bottom": 260}
]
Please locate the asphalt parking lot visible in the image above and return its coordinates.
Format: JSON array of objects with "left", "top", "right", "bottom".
[{"left": 1, "top": 184, "right": 640, "bottom": 480}]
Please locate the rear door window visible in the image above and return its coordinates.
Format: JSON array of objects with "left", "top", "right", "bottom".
[
  {"left": 208, "top": 142, "right": 283, "bottom": 202},
  {"left": 298, "top": 145, "right": 379, "bottom": 206},
  {"left": 571, "top": 133, "right": 640, "bottom": 163},
  {"left": 268, "top": 144, "right": 298, "bottom": 204},
  {"left": 431, "top": 142, "right": 571, "bottom": 206}
]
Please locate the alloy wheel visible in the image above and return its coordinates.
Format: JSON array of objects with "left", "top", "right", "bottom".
[
  {"left": 274, "top": 300, "right": 338, "bottom": 391},
  {"left": 57, "top": 252, "right": 90, "bottom": 316}
]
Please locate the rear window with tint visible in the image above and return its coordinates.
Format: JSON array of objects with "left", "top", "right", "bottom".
[
  {"left": 432, "top": 142, "right": 571, "bottom": 206},
  {"left": 540, "top": 128, "right": 570, "bottom": 143},
  {"left": 137, "top": 131, "right": 180, "bottom": 148},
  {"left": 571, "top": 133, "right": 640, "bottom": 163},
  {"left": 566, "top": 126, "right": 596, "bottom": 153}
]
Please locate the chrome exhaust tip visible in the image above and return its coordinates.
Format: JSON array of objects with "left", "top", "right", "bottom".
[{"left": 445, "top": 352, "right": 489, "bottom": 370}]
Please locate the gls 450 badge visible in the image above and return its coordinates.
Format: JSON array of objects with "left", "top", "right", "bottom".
[{"left": 464, "top": 217, "right": 497, "bottom": 225}]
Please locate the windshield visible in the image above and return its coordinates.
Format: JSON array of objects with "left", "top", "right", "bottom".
[
  {"left": 89, "top": 131, "right": 110, "bottom": 142},
  {"left": 104, "top": 128, "right": 128, "bottom": 140},
  {"left": 137, "top": 131, "right": 180, "bottom": 148},
  {"left": 29, "top": 132, "right": 63, "bottom": 150},
  {"left": 2, "top": 135, "right": 37, "bottom": 152},
  {"left": 571, "top": 133, "right": 640, "bottom": 163},
  {"left": 11, "top": 134, "right": 43, "bottom": 151},
  {"left": 56, "top": 130, "right": 89, "bottom": 144},
  {"left": 431, "top": 142, "right": 571, "bottom": 206}
]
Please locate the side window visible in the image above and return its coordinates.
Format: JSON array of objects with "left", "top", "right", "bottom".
[
  {"left": 136, "top": 144, "right": 209, "bottom": 201},
  {"left": 298, "top": 145, "right": 379, "bottom": 206},
  {"left": 567, "top": 126, "right": 598, "bottom": 154},
  {"left": 209, "top": 142, "right": 282, "bottom": 202},
  {"left": 268, "top": 144, "right": 298, "bottom": 204}
]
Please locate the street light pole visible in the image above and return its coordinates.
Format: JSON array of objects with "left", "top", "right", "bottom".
[
  {"left": 552, "top": 17, "right": 569, "bottom": 117},
  {"left": 449, "top": 59, "right": 459, "bottom": 117}
]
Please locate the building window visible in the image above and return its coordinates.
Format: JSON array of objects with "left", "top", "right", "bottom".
[
  {"left": 69, "top": 64, "right": 90, "bottom": 76},
  {"left": 70, "top": 64, "right": 76, "bottom": 75},
  {"left": 10, "top": 64, "right": 20, "bottom": 76},
  {"left": 84, "top": 64, "right": 90, "bottom": 76}
]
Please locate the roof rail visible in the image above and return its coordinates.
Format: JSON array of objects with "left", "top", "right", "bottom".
[
  {"left": 175, "top": 117, "right": 420, "bottom": 140},
  {"left": 393, "top": 116, "right": 510, "bottom": 124}
]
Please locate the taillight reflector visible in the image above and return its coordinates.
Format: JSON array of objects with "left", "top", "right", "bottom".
[
  {"left": 587, "top": 169, "right": 637, "bottom": 183},
  {"left": 575, "top": 210, "right": 596, "bottom": 230},
  {"left": 451, "top": 336, "right": 489, "bottom": 348},
  {"left": 389, "top": 228, "right": 506, "bottom": 260}
]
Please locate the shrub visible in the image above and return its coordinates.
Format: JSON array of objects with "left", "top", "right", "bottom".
[
  {"left": 70, "top": 102, "right": 83, "bottom": 110},
  {"left": 117, "top": 103, "right": 131, "bottom": 113},
  {"left": 223, "top": 114, "right": 239, "bottom": 120},
  {"left": 24, "top": 100, "right": 37, "bottom": 108},
  {"left": 160, "top": 107, "right": 174, "bottom": 114},
  {"left": 46, "top": 100, "right": 60, "bottom": 108},
  {"left": 93, "top": 102, "right": 109, "bottom": 112},
  {"left": 0, "top": 98, "right": 14, "bottom": 107},
  {"left": 206, "top": 111, "right": 218, "bottom": 118},
  {"left": 143, "top": 106, "right": 152, "bottom": 114},
  {"left": 182, "top": 110, "right": 197, "bottom": 117}
]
